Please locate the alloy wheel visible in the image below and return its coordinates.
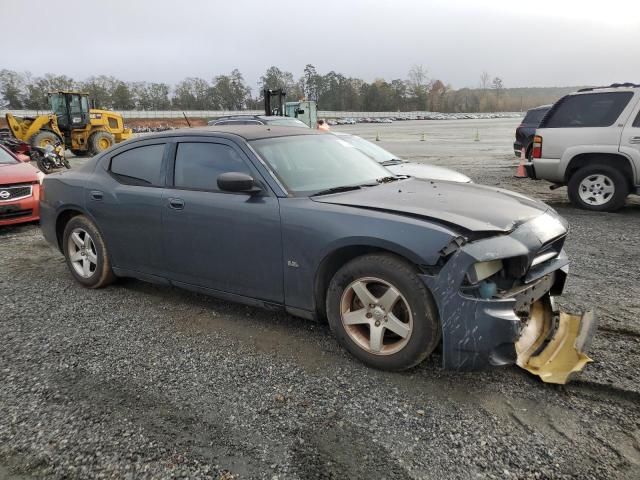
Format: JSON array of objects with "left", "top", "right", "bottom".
[
  {"left": 340, "top": 276, "right": 413, "bottom": 355},
  {"left": 67, "top": 228, "right": 98, "bottom": 278}
]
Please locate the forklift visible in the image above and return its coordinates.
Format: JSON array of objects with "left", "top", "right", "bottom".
[{"left": 263, "top": 89, "right": 318, "bottom": 128}]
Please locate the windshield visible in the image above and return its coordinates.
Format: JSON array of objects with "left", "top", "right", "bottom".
[
  {"left": 0, "top": 147, "right": 18, "bottom": 164},
  {"left": 338, "top": 134, "right": 398, "bottom": 163},
  {"left": 264, "top": 118, "right": 309, "bottom": 128},
  {"left": 251, "top": 134, "right": 393, "bottom": 195},
  {"left": 50, "top": 94, "right": 66, "bottom": 115}
]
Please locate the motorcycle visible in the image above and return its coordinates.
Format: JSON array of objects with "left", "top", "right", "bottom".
[{"left": 31, "top": 141, "right": 70, "bottom": 174}]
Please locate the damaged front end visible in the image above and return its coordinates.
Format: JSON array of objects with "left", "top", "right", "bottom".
[{"left": 422, "top": 211, "right": 597, "bottom": 384}]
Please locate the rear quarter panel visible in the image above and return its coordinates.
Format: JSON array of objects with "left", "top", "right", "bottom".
[{"left": 40, "top": 169, "right": 95, "bottom": 250}]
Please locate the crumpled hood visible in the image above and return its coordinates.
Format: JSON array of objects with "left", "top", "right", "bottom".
[
  {"left": 0, "top": 162, "right": 40, "bottom": 186},
  {"left": 311, "top": 178, "right": 551, "bottom": 233}
]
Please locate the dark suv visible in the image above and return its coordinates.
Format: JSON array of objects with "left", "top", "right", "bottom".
[
  {"left": 514, "top": 105, "right": 551, "bottom": 158},
  {"left": 208, "top": 115, "right": 308, "bottom": 128}
]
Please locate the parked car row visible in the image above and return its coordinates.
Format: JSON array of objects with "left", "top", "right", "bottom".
[
  {"left": 131, "top": 125, "right": 181, "bottom": 133},
  {"left": 329, "top": 112, "right": 523, "bottom": 124}
]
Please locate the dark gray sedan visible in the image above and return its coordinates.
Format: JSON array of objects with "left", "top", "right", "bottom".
[{"left": 39, "top": 126, "right": 595, "bottom": 383}]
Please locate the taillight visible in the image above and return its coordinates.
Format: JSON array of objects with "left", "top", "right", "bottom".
[{"left": 532, "top": 135, "right": 542, "bottom": 159}]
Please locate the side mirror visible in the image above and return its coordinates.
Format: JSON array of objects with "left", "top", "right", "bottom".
[
  {"left": 296, "top": 108, "right": 305, "bottom": 114},
  {"left": 217, "top": 172, "right": 260, "bottom": 194},
  {"left": 16, "top": 153, "right": 31, "bottom": 163}
]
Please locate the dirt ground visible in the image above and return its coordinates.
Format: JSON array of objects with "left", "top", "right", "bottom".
[{"left": 1, "top": 119, "right": 639, "bottom": 479}]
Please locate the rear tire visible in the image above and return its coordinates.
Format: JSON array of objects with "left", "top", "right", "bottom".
[
  {"left": 326, "top": 253, "right": 440, "bottom": 371},
  {"left": 63, "top": 215, "right": 115, "bottom": 288},
  {"left": 89, "top": 131, "right": 115, "bottom": 155},
  {"left": 35, "top": 153, "right": 53, "bottom": 174},
  {"left": 567, "top": 164, "right": 628, "bottom": 212}
]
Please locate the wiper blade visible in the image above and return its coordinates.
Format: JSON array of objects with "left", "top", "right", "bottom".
[
  {"left": 310, "top": 185, "right": 362, "bottom": 197},
  {"left": 375, "top": 176, "right": 401, "bottom": 183},
  {"left": 380, "top": 159, "right": 404, "bottom": 166}
]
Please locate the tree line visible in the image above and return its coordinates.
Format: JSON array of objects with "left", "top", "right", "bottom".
[{"left": 0, "top": 65, "right": 576, "bottom": 113}]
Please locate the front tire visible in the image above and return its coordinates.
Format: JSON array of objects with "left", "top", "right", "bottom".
[
  {"left": 30, "top": 130, "right": 60, "bottom": 149},
  {"left": 63, "top": 215, "right": 115, "bottom": 288},
  {"left": 567, "top": 164, "right": 628, "bottom": 212},
  {"left": 326, "top": 253, "right": 440, "bottom": 371}
]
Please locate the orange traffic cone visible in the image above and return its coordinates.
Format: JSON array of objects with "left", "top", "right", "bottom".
[{"left": 515, "top": 148, "right": 527, "bottom": 178}]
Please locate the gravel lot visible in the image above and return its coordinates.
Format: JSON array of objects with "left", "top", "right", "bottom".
[{"left": 1, "top": 119, "right": 639, "bottom": 479}]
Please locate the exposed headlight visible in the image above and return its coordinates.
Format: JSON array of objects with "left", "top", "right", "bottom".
[
  {"left": 467, "top": 260, "right": 503, "bottom": 284},
  {"left": 36, "top": 171, "right": 45, "bottom": 185}
]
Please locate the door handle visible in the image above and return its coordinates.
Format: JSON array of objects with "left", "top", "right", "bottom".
[
  {"left": 90, "top": 190, "right": 103, "bottom": 200},
  {"left": 630, "top": 136, "right": 640, "bottom": 144},
  {"left": 168, "top": 197, "right": 185, "bottom": 210}
]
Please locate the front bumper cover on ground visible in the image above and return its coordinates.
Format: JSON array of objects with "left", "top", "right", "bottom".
[{"left": 516, "top": 297, "right": 596, "bottom": 384}]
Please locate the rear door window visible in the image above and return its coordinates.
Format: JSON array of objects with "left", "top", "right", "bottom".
[
  {"left": 543, "top": 92, "right": 633, "bottom": 128},
  {"left": 523, "top": 108, "right": 549, "bottom": 126},
  {"left": 174, "top": 142, "right": 252, "bottom": 192},
  {"left": 110, "top": 144, "right": 165, "bottom": 186}
]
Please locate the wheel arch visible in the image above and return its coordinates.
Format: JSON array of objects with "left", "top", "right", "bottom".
[
  {"left": 565, "top": 152, "right": 635, "bottom": 188},
  {"left": 55, "top": 208, "right": 85, "bottom": 252},
  {"left": 313, "top": 243, "right": 427, "bottom": 322}
]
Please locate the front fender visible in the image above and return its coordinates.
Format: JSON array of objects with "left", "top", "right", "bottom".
[{"left": 279, "top": 198, "right": 461, "bottom": 313}]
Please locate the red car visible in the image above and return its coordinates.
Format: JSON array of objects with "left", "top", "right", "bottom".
[{"left": 0, "top": 145, "right": 44, "bottom": 226}]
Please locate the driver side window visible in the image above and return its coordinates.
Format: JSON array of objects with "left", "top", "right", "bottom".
[{"left": 174, "top": 142, "right": 252, "bottom": 192}]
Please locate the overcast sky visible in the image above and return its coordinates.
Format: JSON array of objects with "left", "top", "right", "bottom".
[{"left": 2, "top": 0, "right": 639, "bottom": 91}]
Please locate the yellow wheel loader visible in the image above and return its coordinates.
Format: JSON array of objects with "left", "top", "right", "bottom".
[{"left": 5, "top": 91, "right": 132, "bottom": 156}]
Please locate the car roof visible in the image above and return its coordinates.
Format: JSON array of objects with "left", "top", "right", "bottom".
[
  {"left": 528, "top": 105, "right": 551, "bottom": 111},
  {"left": 573, "top": 83, "right": 640, "bottom": 95},
  {"left": 128, "top": 125, "right": 322, "bottom": 142},
  {"left": 214, "top": 115, "right": 288, "bottom": 120},
  {"left": 214, "top": 115, "right": 261, "bottom": 121}
]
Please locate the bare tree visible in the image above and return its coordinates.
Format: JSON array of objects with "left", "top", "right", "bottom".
[
  {"left": 479, "top": 71, "right": 491, "bottom": 90},
  {"left": 408, "top": 65, "right": 428, "bottom": 88},
  {"left": 407, "top": 65, "right": 430, "bottom": 109},
  {"left": 491, "top": 77, "right": 504, "bottom": 98}
]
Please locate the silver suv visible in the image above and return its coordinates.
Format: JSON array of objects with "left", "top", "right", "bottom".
[{"left": 526, "top": 83, "right": 640, "bottom": 211}]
